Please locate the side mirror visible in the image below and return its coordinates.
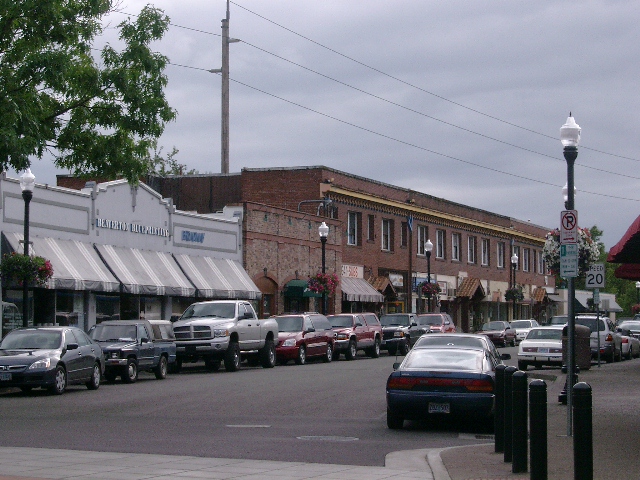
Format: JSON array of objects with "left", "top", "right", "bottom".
[
  {"left": 141, "top": 337, "right": 150, "bottom": 343},
  {"left": 392, "top": 362, "right": 401, "bottom": 370},
  {"left": 306, "top": 327, "right": 315, "bottom": 333},
  {"left": 411, "top": 322, "right": 418, "bottom": 327},
  {"left": 66, "top": 343, "right": 79, "bottom": 351}
]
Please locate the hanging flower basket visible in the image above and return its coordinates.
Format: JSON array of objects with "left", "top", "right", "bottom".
[
  {"left": 632, "top": 304, "right": 640, "bottom": 315},
  {"left": 541, "top": 227, "right": 600, "bottom": 277},
  {"left": 0, "top": 252, "right": 53, "bottom": 287},
  {"left": 307, "top": 272, "right": 339, "bottom": 296},
  {"left": 505, "top": 285, "right": 524, "bottom": 302},
  {"left": 418, "top": 281, "right": 441, "bottom": 297}
]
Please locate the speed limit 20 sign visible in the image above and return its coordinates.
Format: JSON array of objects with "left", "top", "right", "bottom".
[{"left": 585, "top": 263, "right": 605, "bottom": 289}]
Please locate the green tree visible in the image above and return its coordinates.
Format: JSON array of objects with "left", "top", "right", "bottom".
[
  {"left": 0, "top": 0, "right": 176, "bottom": 183},
  {"left": 145, "top": 140, "right": 198, "bottom": 176}
]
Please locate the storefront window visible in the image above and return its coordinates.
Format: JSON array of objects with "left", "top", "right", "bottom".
[
  {"left": 55, "top": 291, "right": 84, "bottom": 327},
  {"left": 140, "top": 296, "right": 162, "bottom": 320},
  {"left": 96, "top": 294, "right": 120, "bottom": 323}
]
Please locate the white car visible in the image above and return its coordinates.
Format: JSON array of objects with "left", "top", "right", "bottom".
[
  {"left": 617, "top": 325, "right": 640, "bottom": 360},
  {"left": 517, "top": 326, "right": 564, "bottom": 370},
  {"left": 510, "top": 319, "right": 540, "bottom": 345}
]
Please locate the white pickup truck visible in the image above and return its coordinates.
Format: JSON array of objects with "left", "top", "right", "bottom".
[{"left": 172, "top": 300, "right": 278, "bottom": 372}]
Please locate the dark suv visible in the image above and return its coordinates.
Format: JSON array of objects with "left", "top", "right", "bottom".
[
  {"left": 274, "top": 313, "right": 335, "bottom": 365},
  {"left": 327, "top": 313, "right": 382, "bottom": 360},
  {"left": 379, "top": 313, "right": 417, "bottom": 355}
]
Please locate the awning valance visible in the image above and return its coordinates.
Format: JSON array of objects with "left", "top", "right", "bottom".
[
  {"left": 95, "top": 245, "right": 195, "bottom": 296},
  {"left": 608, "top": 215, "right": 640, "bottom": 263},
  {"left": 283, "top": 279, "right": 321, "bottom": 298},
  {"left": 456, "top": 278, "right": 484, "bottom": 299},
  {"left": 341, "top": 277, "right": 384, "bottom": 303},
  {"left": 3, "top": 233, "right": 119, "bottom": 292},
  {"left": 173, "top": 254, "right": 260, "bottom": 300}
]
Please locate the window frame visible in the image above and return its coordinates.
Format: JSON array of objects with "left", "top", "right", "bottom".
[
  {"left": 381, "top": 219, "right": 393, "bottom": 252},
  {"left": 347, "top": 211, "right": 358, "bottom": 246},
  {"left": 497, "top": 242, "right": 505, "bottom": 268},
  {"left": 468, "top": 236, "right": 477, "bottom": 264},
  {"left": 481, "top": 238, "right": 490, "bottom": 266},
  {"left": 417, "top": 225, "right": 428, "bottom": 256},
  {"left": 436, "top": 229, "right": 445, "bottom": 259},
  {"left": 452, "top": 233, "right": 461, "bottom": 261}
]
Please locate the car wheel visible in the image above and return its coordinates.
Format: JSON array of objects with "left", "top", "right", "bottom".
[
  {"left": 398, "top": 340, "right": 409, "bottom": 356},
  {"left": 224, "top": 341, "right": 241, "bottom": 372},
  {"left": 86, "top": 362, "right": 101, "bottom": 390},
  {"left": 616, "top": 346, "right": 623, "bottom": 362},
  {"left": 153, "top": 356, "right": 169, "bottom": 379},
  {"left": 169, "top": 358, "right": 182, "bottom": 374},
  {"left": 333, "top": 351, "right": 341, "bottom": 361},
  {"left": 386, "top": 408, "right": 404, "bottom": 430},
  {"left": 517, "top": 361, "right": 528, "bottom": 371},
  {"left": 295, "top": 345, "right": 307, "bottom": 365},
  {"left": 511, "top": 338, "right": 516, "bottom": 347},
  {"left": 368, "top": 338, "right": 381, "bottom": 358},
  {"left": 625, "top": 347, "right": 632, "bottom": 361},
  {"left": 49, "top": 365, "right": 66, "bottom": 395},
  {"left": 322, "top": 344, "right": 333, "bottom": 363},
  {"left": 606, "top": 350, "right": 614, "bottom": 363},
  {"left": 345, "top": 339, "right": 357, "bottom": 360},
  {"left": 387, "top": 345, "right": 397, "bottom": 356},
  {"left": 260, "top": 339, "right": 276, "bottom": 368},
  {"left": 123, "top": 358, "right": 138, "bottom": 383}
]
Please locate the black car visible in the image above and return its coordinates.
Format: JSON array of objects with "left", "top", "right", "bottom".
[
  {"left": 0, "top": 327, "right": 103, "bottom": 395},
  {"left": 379, "top": 313, "right": 418, "bottom": 355}
]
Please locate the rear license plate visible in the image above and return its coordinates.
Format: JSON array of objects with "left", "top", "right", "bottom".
[
  {"left": 538, "top": 348, "right": 549, "bottom": 353},
  {"left": 0, "top": 372, "right": 11, "bottom": 381},
  {"left": 428, "top": 402, "right": 450, "bottom": 414}
]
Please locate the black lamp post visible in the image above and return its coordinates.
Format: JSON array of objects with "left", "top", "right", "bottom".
[
  {"left": 319, "top": 221, "right": 329, "bottom": 315},
  {"left": 511, "top": 253, "right": 518, "bottom": 321},
  {"left": 20, "top": 168, "right": 35, "bottom": 328},
  {"left": 636, "top": 282, "right": 640, "bottom": 304},
  {"left": 561, "top": 113, "right": 581, "bottom": 436},
  {"left": 426, "top": 239, "right": 433, "bottom": 313}
]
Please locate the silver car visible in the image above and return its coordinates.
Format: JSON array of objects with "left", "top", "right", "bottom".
[{"left": 510, "top": 319, "right": 540, "bottom": 344}]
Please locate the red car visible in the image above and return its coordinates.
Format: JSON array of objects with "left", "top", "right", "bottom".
[
  {"left": 415, "top": 313, "right": 456, "bottom": 333},
  {"left": 327, "top": 313, "right": 382, "bottom": 360},
  {"left": 478, "top": 321, "right": 516, "bottom": 347},
  {"left": 274, "top": 313, "right": 335, "bottom": 365}
]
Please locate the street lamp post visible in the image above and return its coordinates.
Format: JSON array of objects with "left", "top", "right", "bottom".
[
  {"left": 511, "top": 253, "right": 518, "bottom": 321},
  {"left": 20, "top": 168, "right": 35, "bottom": 328},
  {"left": 636, "top": 281, "right": 640, "bottom": 305},
  {"left": 426, "top": 239, "right": 433, "bottom": 313},
  {"left": 319, "top": 222, "right": 329, "bottom": 315},
  {"left": 561, "top": 113, "right": 581, "bottom": 436}
]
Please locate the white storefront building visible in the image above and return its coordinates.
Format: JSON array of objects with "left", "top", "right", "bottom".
[{"left": 0, "top": 173, "right": 259, "bottom": 335}]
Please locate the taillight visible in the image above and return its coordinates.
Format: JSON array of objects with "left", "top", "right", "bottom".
[
  {"left": 606, "top": 333, "right": 613, "bottom": 342},
  {"left": 622, "top": 337, "right": 629, "bottom": 344},
  {"left": 465, "top": 379, "right": 494, "bottom": 392},
  {"left": 387, "top": 377, "right": 417, "bottom": 390}
]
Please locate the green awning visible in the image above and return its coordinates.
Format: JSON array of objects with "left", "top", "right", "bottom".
[{"left": 283, "top": 279, "right": 322, "bottom": 298}]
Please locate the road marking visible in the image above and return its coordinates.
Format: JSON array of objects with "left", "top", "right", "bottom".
[
  {"left": 297, "top": 436, "right": 359, "bottom": 442},
  {"left": 226, "top": 425, "right": 271, "bottom": 428}
]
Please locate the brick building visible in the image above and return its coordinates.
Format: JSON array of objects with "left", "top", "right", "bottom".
[{"left": 60, "top": 166, "right": 556, "bottom": 330}]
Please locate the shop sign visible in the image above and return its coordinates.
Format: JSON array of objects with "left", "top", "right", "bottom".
[
  {"left": 341, "top": 264, "right": 363, "bottom": 278},
  {"left": 96, "top": 218, "right": 170, "bottom": 238},
  {"left": 389, "top": 273, "right": 404, "bottom": 287}
]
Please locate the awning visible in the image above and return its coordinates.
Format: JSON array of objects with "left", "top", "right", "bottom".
[
  {"left": 614, "top": 263, "right": 640, "bottom": 281},
  {"left": 370, "top": 276, "right": 396, "bottom": 296},
  {"left": 572, "top": 291, "right": 623, "bottom": 313},
  {"left": 96, "top": 245, "right": 195, "bottom": 296},
  {"left": 547, "top": 294, "right": 563, "bottom": 302},
  {"left": 341, "top": 277, "right": 384, "bottom": 303},
  {"left": 532, "top": 287, "right": 547, "bottom": 302},
  {"left": 173, "top": 254, "right": 260, "bottom": 300},
  {"left": 456, "top": 278, "right": 485, "bottom": 299},
  {"left": 608, "top": 215, "right": 640, "bottom": 263},
  {"left": 283, "top": 279, "right": 321, "bottom": 298},
  {"left": 3, "top": 233, "right": 119, "bottom": 292}
]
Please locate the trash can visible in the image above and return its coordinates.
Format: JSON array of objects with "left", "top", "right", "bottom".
[{"left": 562, "top": 324, "right": 591, "bottom": 370}]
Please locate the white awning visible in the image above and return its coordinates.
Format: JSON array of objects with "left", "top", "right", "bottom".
[
  {"left": 3, "top": 233, "right": 119, "bottom": 292},
  {"left": 341, "top": 277, "right": 384, "bottom": 303},
  {"left": 173, "top": 254, "right": 260, "bottom": 300},
  {"left": 95, "top": 244, "right": 195, "bottom": 296}
]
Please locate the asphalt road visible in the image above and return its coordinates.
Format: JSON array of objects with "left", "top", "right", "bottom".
[{"left": 0, "top": 350, "right": 499, "bottom": 467}]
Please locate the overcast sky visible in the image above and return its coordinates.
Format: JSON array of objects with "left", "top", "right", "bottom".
[{"left": 20, "top": 1, "right": 640, "bottom": 251}]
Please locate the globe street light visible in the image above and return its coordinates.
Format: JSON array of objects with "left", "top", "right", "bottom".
[
  {"left": 20, "top": 168, "right": 35, "bottom": 327},
  {"left": 511, "top": 253, "right": 518, "bottom": 321},
  {"left": 318, "top": 222, "right": 329, "bottom": 315},
  {"left": 426, "top": 239, "right": 433, "bottom": 313},
  {"left": 560, "top": 113, "right": 581, "bottom": 436}
]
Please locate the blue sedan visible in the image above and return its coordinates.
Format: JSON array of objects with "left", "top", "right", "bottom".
[{"left": 386, "top": 346, "right": 496, "bottom": 429}]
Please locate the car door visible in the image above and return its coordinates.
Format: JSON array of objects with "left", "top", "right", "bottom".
[
  {"left": 137, "top": 324, "right": 155, "bottom": 369},
  {"left": 237, "top": 303, "right": 259, "bottom": 350},
  {"left": 70, "top": 328, "right": 98, "bottom": 380},
  {"left": 354, "top": 315, "right": 372, "bottom": 348},
  {"left": 62, "top": 329, "right": 85, "bottom": 382}
]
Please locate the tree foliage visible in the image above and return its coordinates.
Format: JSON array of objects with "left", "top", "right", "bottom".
[{"left": 0, "top": 0, "right": 176, "bottom": 183}]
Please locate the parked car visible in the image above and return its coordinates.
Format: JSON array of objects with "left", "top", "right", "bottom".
[
  {"left": 549, "top": 315, "right": 567, "bottom": 326},
  {"left": 89, "top": 319, "right": 176, "bottom": 382},
  {"left": 274, "top": 313, "right": 335, "bottom": 365},
  {"left": 617, "top": 320, "right": 640, "bottom": 341},
  {"left": 415, "top": 313, "right": 456, "bottom": 333},
  {"left": 616, "top": 326, "right": 640, "bottom": 360},
  {"left": 575, "top": 315, "right": 622, "bottom": 363},
  {"left": 379, "top": 313, "right": 417, "bottom": 355},
  {"left": 517, "top": 326, "right": 564, "bottom": 370},
  {"left": 0, "top": 327, "right": 103, "bottom": 395},
  {"left": 510, "top": 319, "right": 540, "bottom": 344},
  {"left": 412, "top": 332, "right": 511, "bottom": 364},
  {"left": 386, "top": 346, "right": 497, "bottom": 429},
  {"left": 327, "top": 313, "right": 382, "bottom": 359},
  {"left": 478, "top": 321, "right": 516, "bottom": 347}
]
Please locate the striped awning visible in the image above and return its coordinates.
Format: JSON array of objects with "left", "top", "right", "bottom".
[
  {"left": 95, "top": 244, "right": 195, "bottom": 296},
  {"left": 173, "top": 254, "right": 260, "bottom": 300},
  {"left": 341, "top": 277, "right": 384, "bottom": 303},
  {"left": 3, "top": 233, "right": 119, "bottom": 292}
]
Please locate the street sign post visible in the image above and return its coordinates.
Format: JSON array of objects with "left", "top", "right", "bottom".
[
  {"left": 560, "top": 210, "right": 578, "bottom": 244},
  {"left": 585, "top": 263, "right": 605, "bottom": 289},
  {"left": 560, "top": 244, "right": 578, "bottom": 278}
]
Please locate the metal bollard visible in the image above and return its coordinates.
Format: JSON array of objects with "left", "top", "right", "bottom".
[
  {"left": 494, "top": 364, "right": 506, "bottom": 453},
  {"left": 529, "top": 379, "right": 548, "bottom": 480},
  {"left": 573, "top": 382, "right": 593, "bottom": 480},
  {"left": 503, "top": 366, "right": 517, "bottom": 463},
  {"left": 512, "top": 370, "right": 528, "bottom": 473}
]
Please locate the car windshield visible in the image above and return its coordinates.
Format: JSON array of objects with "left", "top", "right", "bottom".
[
  {"left": 0, "top": 330, "right": 62, "bottom": 350},
  {"left": 89, "top": 324, "right": 137, "bottom": 342},
  {"left": 618, "top": 321, "right": 640, "bottom": 330},
  {"left": 402, "top": 348, "right": 482, "bottom": 371},
  {"left": 416, "top": 315, "right": 441, "bottom": 326},
  {"left": 511, "top": 321, "right": 532, "bottom": 328},
  {"left": 526, "top": 328, "right": 562, "bottom": 340},
  {"left": 328, "top": 315, "right": 353, "bottom": 328},
  {"left": 276, "top": 316, "right": 303, "bottom": 332},
  {"left": 414, "top": 336, "right": 485, "bottom": 349},
  {"left": 380, "top": 315, "right": 411, "bottom": 327},
  {"left": 550, "top": 316, "right": 567, "bottom": 325},
  {"left": 481, "top": 321, "right": 505, "bottom": 331},
  {"left": 575, "top": 317, "right": 605, "bottom": 333},
  {"left": 180, "top": 302, "right": 235, "bottom": 320}
]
